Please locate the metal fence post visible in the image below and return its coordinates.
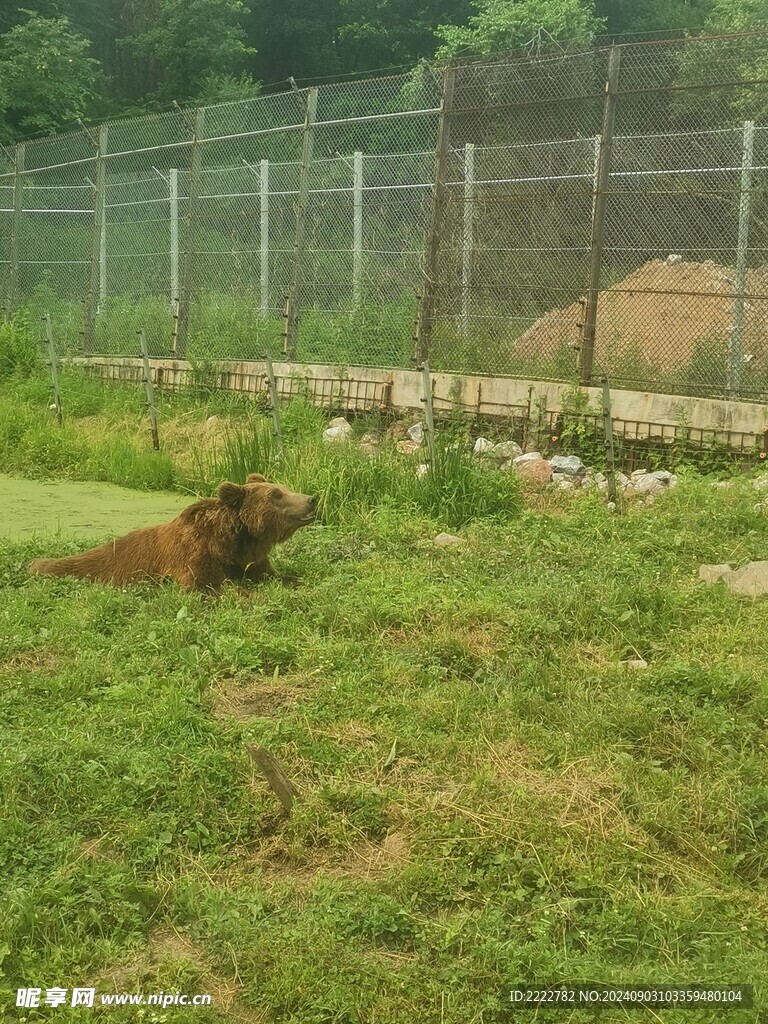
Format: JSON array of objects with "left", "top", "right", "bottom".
[
  {"left": 580, "top": 46, "right": 621, "bottom": 384},
  {"left": 729, "top": 119, "right": 755, "bottom": 397},
  {"left": 352, "top": 150, "right": 363, "bottom": 313},
  {"left": 43, "top": 314, "right": 63, "bottom": 426},
  {"left": 284, "top": 87, "right": 318, "bottom": 360},
  {"left": 7, "top": 143, "right": 25, "bottom": 317},
  {"left": 169, "top": 167, "right": 179, "bottom": 312},
  {"left": 602, "top": 376, "right": 617, "bottom": 503},
  {"left": 264, "top": 351, "right": 284, "bottom": 458},
  {"left": 83, "top": 125, "right": 108, "bottom": 353},
  {"left": 419, "top": 362, "right": 437, "bottom": 466},
  {"left": 138, "top": 328, "right": 160, "bottom": 450},
  {"left": 176, "top": 107, "right": 204, "bottom": 359},
  {"left": 461, "top": 141, "right": 475, "bottom": 337},
  {"left": 260, "top": 159, "right": 270, "bottom": 317},
  {"left": 415, "top": 68, "right": 455, "bottom": 365}
]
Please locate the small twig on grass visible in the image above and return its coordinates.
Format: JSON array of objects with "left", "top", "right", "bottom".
[{"left": 245, "top": 743, "right": 301, "bottom": 815}]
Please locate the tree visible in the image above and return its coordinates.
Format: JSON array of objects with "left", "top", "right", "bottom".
[
  {"left": 0, "top": 10, "right": 100, "bottom": 140},
  {"left": 123, "top": 0, "right": 256, "bottom": 105},
  {"left": 333, "top": 0, "right": 472, "bottom": 72},
  {"left": 594, "top": 0, "right": 714, "bottom": 40},
  {"left": 435, "top": 0, "right": 605, "bottom": 59}
]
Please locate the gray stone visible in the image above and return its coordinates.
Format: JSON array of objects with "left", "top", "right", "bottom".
[
  {"left": 631, "top": 469, "right": 648, "bottom": 481},
  {"left": 550, "top": 454, "right": 587, "bottom": 476},
  {"left": 728, "top": 562, "right": 768, "bottom": 596},
  {"left": 699, "top": 560, "right": 768, "bottom": 597},
  {"left": 358, "top": 431, "right": 382, "bottom": 456},
  {"left": 633, "top": 473, "right": 666, "bottom": 496},
  {"left": 513, "top": 451, "right": 543, "bottom": 465},
  {"left": 666, "top": 253, "right": 683, "bottom": 265},
  {"left": 491, "top": 440, "right": 523, "bottom": 460},
  {"left": 621, "top": 658, "right": 649, "bottom": 670},
  {"left": 616, "top": 472, "right": 630, "bottom": 488},
  {"left": 433, "top": 532, "right": 464, "bottom": 548},
  {"left": 407, "top": 422, "right": 424, "bottom": 444},
  {"left": 324, "top": 417, "right": 353, "bottom": 443},
  {"left": 473, "top": 436, "right": 494, "bottom": 454},
  {"left": 698, "top": 563, "right": 734, "bottom": 584},
  {"left": 552, "top": 472, "right": 581, "bottom": 489}
]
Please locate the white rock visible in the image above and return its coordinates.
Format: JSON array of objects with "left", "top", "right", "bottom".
[
  {"left": 513, "top": 451, "right": 543, "bottom": 465},
  {"left": 433, "top": 532, "right": 464, "bottom": 548},
  {"left": 323, "top": 416, "right": 352, "bottom": 443},
  {"left": 416, "top": 463, "right": 429, "bottom": 479},
  {"left": 633, "top": 474, "right": 666, "bottom": 496},
  {"left": 666, "top": 254, "right": 683, "bottom": 265},
  {"left": 491, "top": 440, "right": 523, "bottom": 460},
  {"left": 631, "top": 469, "right": 648, "bottom": 481},
  {"left": 473, "top": 437, "right": 494, "bottom": 454},
  {"left": 407, "top": 422, "right": 424, "bottom": 444}
]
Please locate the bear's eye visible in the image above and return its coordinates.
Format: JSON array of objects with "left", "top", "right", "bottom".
[{"left": 271, "top": 489, "right": 283, "bottom": 501}]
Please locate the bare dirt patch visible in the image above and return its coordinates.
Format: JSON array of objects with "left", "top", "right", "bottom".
[
  {"left": 213, "top": 675, "right": 308, "bottom": 721},
  {"left": 0, "top": 649, "right": 60, "bottom": 671},
  {"left": 96, "top": 927, "right": 267, "bottom": 1022},
  {"left": 514, "top": 258, "right": 768, "bottom": 370},
  {"left": 479, "top": 739, "right": 626, "bottom": 837}
]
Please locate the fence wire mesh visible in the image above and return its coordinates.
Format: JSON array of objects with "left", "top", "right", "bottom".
[{"left": 1, "top": 34, "right": 767, "bottom": 400}]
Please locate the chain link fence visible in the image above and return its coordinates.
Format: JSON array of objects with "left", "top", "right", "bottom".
[{"left": 1, "top": 34, "right": 767, "bottom": 400}]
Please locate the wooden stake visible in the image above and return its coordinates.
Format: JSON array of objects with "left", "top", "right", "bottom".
[{"left": 246, "top": 744, "right": 300, "bottom": 814}]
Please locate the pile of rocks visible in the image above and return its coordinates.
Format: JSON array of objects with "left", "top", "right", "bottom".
[
  {"left": 471, "top": 439, "right": 678, "bottom": 498},
  {"left": 322, "top": 417, "right": 678, "bottom": 499}
]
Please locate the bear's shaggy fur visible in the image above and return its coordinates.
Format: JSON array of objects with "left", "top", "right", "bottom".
[{"left": 28, "top": 473, "right": 317, "bottom": 592}]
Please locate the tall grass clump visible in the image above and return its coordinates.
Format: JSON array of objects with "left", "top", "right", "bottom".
[
  {"left": 0, "top": 313, "right": 42, "bottom": 381},
  {"left": 204, "top": 402, "right": 521, "bottom": 530}
]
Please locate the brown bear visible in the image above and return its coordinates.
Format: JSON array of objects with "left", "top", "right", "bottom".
[{"left": 28, "top": 473, "right": 317, "bottom": 593}]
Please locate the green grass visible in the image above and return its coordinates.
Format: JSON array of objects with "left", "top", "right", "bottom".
[
  {"left": 2, "top": 355, "right": 768, "bottom": 1022},
  {"left": 2, "top": 470, "right": 768, "bottom": 1022}
]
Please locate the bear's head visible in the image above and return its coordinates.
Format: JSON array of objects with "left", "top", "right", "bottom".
[{"left": 217, "top": 473, "right": 318, "bottom": 542}]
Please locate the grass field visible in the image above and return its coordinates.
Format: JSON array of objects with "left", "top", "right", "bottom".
[{"left": 1, "top": 343, "right": 768, "bottom": 1022}]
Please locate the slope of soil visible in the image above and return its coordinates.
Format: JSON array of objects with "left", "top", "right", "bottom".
[{"left": 514, "top": 258, "right": 768, "bottom": 370}]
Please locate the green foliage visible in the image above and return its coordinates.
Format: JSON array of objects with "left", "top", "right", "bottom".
[
  {"left": 121, "top": 0, "right": 255, "bottom": 105},
  {"left": 203, "top": 402, "right": 522, "bottom": 529},
  {"left": 2, "top": 410, "right": 768, "bottom": 1019},
  {"left": 0, "top": 11, "right": 100, "bottom": 140},
  {"left": 0, "top": 313, "right": 41, "bottom": 380},
  {"left": 436, "top": 0, "right": 604, "bottom": 59}
]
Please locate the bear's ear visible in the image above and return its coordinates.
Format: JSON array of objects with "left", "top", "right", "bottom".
[
  {"left": 217, "top": 481, "right": 246, "bottom": 508},
  {"left": 245, "top": 472, "right": 266, "bottom": 484}
]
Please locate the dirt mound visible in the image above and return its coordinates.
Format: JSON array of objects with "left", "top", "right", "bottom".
[{"left": 514, "top": 258, "right": 768, "bottom": 371}]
